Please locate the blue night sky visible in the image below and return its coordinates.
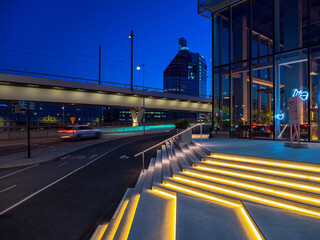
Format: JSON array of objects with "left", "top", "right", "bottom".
[{"left": 0, "top": 0, "right": 212, "bottom": 95}]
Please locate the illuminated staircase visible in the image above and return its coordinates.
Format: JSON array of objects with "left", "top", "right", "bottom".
[{"left": 91, "top": 140, "right": 320, "bottom": 240}]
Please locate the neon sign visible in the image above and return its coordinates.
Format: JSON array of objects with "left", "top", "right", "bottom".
[
  {"left": 275, "top": 112, "right": 285, "bottom": 120},
  {"left": 292, "top": 89, "right": 309, "bottom": 101}
]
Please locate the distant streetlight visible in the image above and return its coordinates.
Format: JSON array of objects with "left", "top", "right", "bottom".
[{"left": 137, "top": 64, "right": 145, "bottom": 135}]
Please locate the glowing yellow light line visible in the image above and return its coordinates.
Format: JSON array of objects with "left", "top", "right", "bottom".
[
  {"left": 153, "top": 188, "right": 176, "bottom": 240},
  {"left": 239, "top": 207, "right": 264, "bottom": 240},
  {"left": 183, "top": 171, "right": 320, "bottom": 205},
  {"left": 174, "top": 177, "right": 320, "bottom": 217},
  {"left": 103, "top": 199, "right": 129, "bottom": 240},
  {"left": 164, "top": 182, "right": 240, "bottom": 207},
  {"left": 92, "top": 224, "right": 108, "bottom": 240},
  {"left": 204, "top": 160, "right": 320, "bottom": 181},
  {"left": 195, "top": 165, "right": 320, "bottom": 192},
  {"left": 211, "top": 154, "right": 320, "bottom": 173}
]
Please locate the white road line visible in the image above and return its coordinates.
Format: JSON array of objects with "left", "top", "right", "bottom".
[
  {"left": 0, "top": 140, "right": 138, "bottom": 216},
  {"left": 89, "top": 155, "right": 98, "bottom": 159},
  {"left": 0, "top": 164, "right": 39, "bottom": 180},
  {"left": 58, "top": 162, "right": 69, "bottom": 168},
  {"left": 60, "top": 155, "right": 71, "bottom": 160},
  {"left": 0, "top": 185, "right": 17, "bottom": 194}
]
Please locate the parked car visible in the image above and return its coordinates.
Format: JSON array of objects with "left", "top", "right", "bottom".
[{"left": 58, "top": 125, "right": 103, "bottom": 141}]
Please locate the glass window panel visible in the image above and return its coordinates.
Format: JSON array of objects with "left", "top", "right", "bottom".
[
  {"left": 276, "top": 0, "right": 308, "bottom": 52},
  {"left": 310, "top": 46, "right": 320, "bottom": 141},
  {"left": 231, "top": 0, "right": 249, "bottom": 63},
  {"left": 231, "top": 62, "right": 250, "bottom": 138},
  {"left": 214, "top": 66, "right": 230, "bottom": 130},
  {"left": 275, "top": 49, "right": 309, "bottom": 140},
  {"left": 252, "top": 0, "right": 273, "bottom": 58},
  {"left": 213, "top": 8, "right": 229, "bottom": 66},
  {"left": 252, "top": 57, "right": 274, "bottom": 139},
  {"left": 311, "top": 0, "right": 320, "bottom": 46}
]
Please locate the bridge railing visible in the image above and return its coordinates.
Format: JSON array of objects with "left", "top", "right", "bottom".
[{"left": 0, "top": 68, "right": 212, "bottom": 99}]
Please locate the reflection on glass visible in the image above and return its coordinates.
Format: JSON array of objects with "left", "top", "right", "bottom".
[
  {"left": 213, "top": 8, "right": 229, "bottom": 66},
  {"left": 252, "top": 57, "right": 274, "bottom": 139},
  {"left": 231, "top": 62, "right": 250, "bottom": 138},
  {"left": 214, "top": 66, "right": 229, "bottom": 130},
  {"left": 311, "top": 47, "right": 320, "bottom": 141}
]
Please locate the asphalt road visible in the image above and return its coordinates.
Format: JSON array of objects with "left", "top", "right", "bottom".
[{"left": 0, "top": 132, "right": 172, "bottom": 240}]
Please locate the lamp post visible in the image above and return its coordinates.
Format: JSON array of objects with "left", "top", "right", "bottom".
[
  {"left": 129, "top": 30, "right": 134, "bottom": 90},
  {"left": 137, "top": 64, "right": 145, "bottom": 135}
]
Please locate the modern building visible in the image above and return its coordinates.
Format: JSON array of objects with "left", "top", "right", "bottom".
[
  {"left": 164, "top": 37, "right": 207, "bottom": 97},
  {"left": 199, "top": 0, "right": 320, "bottom": 142}
]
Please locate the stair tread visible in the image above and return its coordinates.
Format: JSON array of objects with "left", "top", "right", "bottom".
[
  {"left": 176, "top": 193, "right": 247, "bottom": 240},
  {"left": 128, "top": 189, "right": 174, "bottom": 240},
  {"left": 181, "top": 169, "right": 320, "bottom": 206},
  {"left": 163, "top": 178, "right": 320, "bottom": 217},
  {"left": 166, "top": 141, "right": 181, "bottom": 173},
  {"left": 143, "top": 158, "right": 155, "bottom": 189},
  {"left": 202, "top": 157, "right": 320, "bottom": 182},
  {"left": 243, "top": 201, "right": 320, "bottom": 240},
  {"left": 179, "top": 146, "right": 200, "bottom": 164},
  {"left": 114, "top": 171, "right": 147, "bottom": 240},
  {"left": 185, "top": 143, "right": 209, "bottom": 159},
  {"left": 173, "top": 145, "right": 192, "bottom": 169},
  {"left": 162, "top": 144, "right": 172, "bottom": 179},
  {"left": 153, "top": 150, "right": 163, "bottom": 185},
  {"left": 194, "top": 162, "right": 320, "bottom": 193}
]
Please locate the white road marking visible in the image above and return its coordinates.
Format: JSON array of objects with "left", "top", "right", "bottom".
[
  {"left": 0, "top": 164, "right": 39, "bottom": 180},
  {"left": 58, "top": 162, "right": 69, "bottom": 168},
  {"left": 60, "top": 155, "right": 71, "bottom": 160},
  {"left": 120, "top": 155, "right": 129, "bottom": 159},
  {"left": 0, "top": 140, "right": 138, "bottom": 216},
  {"left": 0, "top": 185, "right": 17, "bottom": 194},
  {"left": 89, "top": 155, "right": 98, "bottom": 159}
]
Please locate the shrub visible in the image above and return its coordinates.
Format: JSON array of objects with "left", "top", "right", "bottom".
[{"left": 174, "top": 119, "right": 190, "bottom": 129}]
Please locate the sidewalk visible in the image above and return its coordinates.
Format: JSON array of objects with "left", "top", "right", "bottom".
[{"left": 192, "top": 135, "right": 320, "bottom": 164}]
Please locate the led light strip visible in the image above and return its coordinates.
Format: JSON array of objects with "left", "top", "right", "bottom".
[
  {"left": 211, "top": 154, "right": 320, "bottom": 173},
  {"left": 92, "top": 224, "right": 108, "bottom": 240},
  {"left": 173, "top": 177, "right": 320, "bottom": 217},
  {"left": 183, "top": 171, "right": 320, "bottom": 205},
  {"left": 195, "top": 165, "right": 320, "bottom": 192},
  {"left": 162, "top": 182, "right": 264, "bottom": 240},
  {"left": 204, "top": 160, "right": 320, "bottom": 182},
  {"left": 153, "top": 188, "right": 177, "bottom": 240}
]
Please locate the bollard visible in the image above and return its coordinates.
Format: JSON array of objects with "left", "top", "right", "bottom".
[
  {"left": 142, "top": 152, "right": 145, "bottom": 172},
  {"left": 200, "top": 124, "right": 203, "bottom": 145}
]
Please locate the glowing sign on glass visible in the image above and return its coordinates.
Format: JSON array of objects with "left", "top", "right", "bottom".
[
  {"left": 292, "top": 89, "right": 309, "bottom": 101},
  {"left": 275, "top": 112, "right": 285, "bottom": 120}
]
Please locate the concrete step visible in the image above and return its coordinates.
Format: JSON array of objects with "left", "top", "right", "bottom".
[
  {"left": 185, "top": 143, "right": 209, "bottom": 160},
  {"left": 113, "top": 170, "right": 147, "bottom": 240},
  {"left": 153, "top": 183, "right": 264, "bottom": 240},
  {"left": 143, "top": 158, "right": 156, "bottom": 190},
  {"left": 191, "top": 141, "right": 212, "bottom": 155},
  {"left": 179, "top": 145, "right": 201, "bottom": 164},
  {"left": 153, "top": 150, "right": 163, "bottom": 185},
  {"left": 100, "top": 188, "right": 134, "bottom": 240},
  {"left": 128, "top": 189, "right": 175, "bottom": 240},
  {"left": 181, "top": 168, "right": 320, "bottom": 207},
  {"left": 162, "top": 144, "right": 172, "bottom": 179},
  {"left": 208, "top": 152, "right": 320, "bottom": 173},
  {"left": 201, "top": 157, "right": 320, "bottom": 183},
  {"left": 243, "top": 201, "right": 320, "bottom": 240},
  {"left": 165, "top": 141, "right": 181, "bottom": 174},
  {"left": 164, "top": 176, "right": 320, "bottom": 218},
  {"left": 193, "top": 162, "right": 320, "bottom": 194},
  {"left": 172, "top": 145, "right": 192, "bottom": 169},
  {"left": 176, "top": 193, "right": 248, "bottom": 240}
]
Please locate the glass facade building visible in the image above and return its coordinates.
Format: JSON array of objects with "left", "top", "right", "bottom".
[{"left": 199, "top": 0, "right": 320, "bottom": 142}]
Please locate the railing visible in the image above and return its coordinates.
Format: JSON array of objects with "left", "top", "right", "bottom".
[
  {"left": 134, "top": 123, "right": 204, "bottom": 172},
  {"left": 0, "top": 68, "right": 212, "bottom": 99}
]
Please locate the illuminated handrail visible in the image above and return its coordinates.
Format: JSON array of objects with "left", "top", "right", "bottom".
[{"left": 134, "top": 123, "right": 204, "bottom": 158}]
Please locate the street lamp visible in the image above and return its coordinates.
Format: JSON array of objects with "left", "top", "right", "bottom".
[{"left": 136, "top": 64, "right": 145, "bottom": 135}]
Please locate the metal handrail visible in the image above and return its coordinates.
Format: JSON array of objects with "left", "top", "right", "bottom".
[{"left": 134, "top": 123, "right": 204, "bottom": 171}]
